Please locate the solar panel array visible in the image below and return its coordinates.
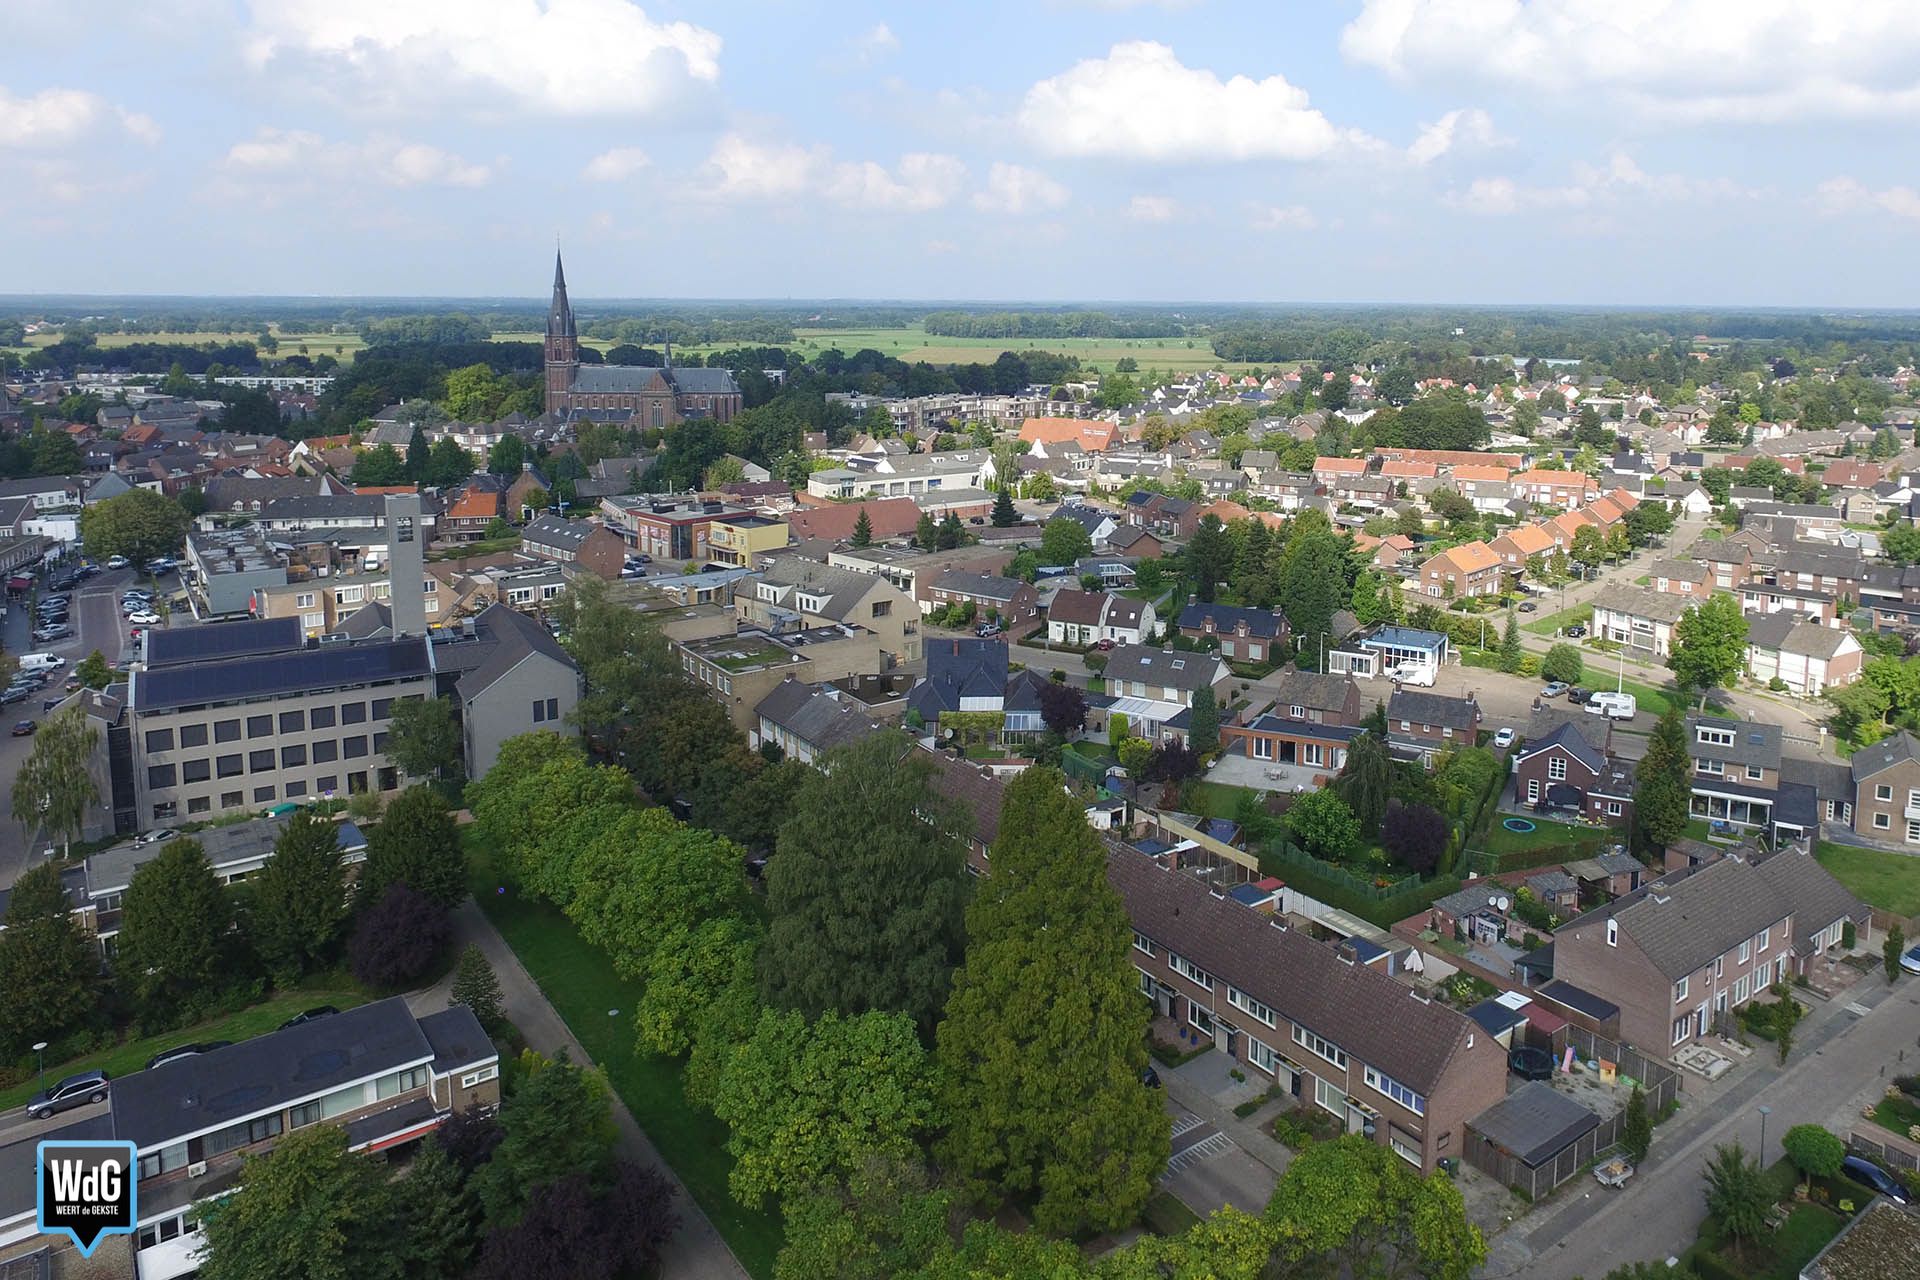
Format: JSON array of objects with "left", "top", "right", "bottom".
[
  {"left": 145, "top": 616, "right": 305, "bottom": 667},
  {"left": 134, "top": 636, "right": 432, "bottom": 710}
]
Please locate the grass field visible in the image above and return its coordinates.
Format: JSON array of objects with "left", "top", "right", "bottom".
[
  {"left": 1523, "top": 603, "right": 1593, "bottom": 636},
  {"left": 1182, "top": 780, "right": 1254, "bottom": 820},
  {"left": 0, "top": 986, "right": 367, "bottom": 1112},
  {"left": 1814, "top": 842, "right": 1920, "bottom": 916},
  {"left": 1477, "top": 815, "right": 1608, "bottom": 858},
  {"left": 15, "top": 327, "right": 368, "bottom": 363},
  {"left": 467, "top": 836, "right": 783, "bottom": 1279}
]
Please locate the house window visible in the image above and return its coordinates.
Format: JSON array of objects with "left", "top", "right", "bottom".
[
  {"left": 1253, "top": 738, "right": 1274, "bottom": 761},
  {"left": 1548, "top": 757, "right": 1567, "bottom": 782},
  {"left": 1698, "top": 759, "right": 1724, "bottom": 776},
  {"left": 1673, "top": 976, "right": 1688, "bottom": 1003},
  {"left": 1133, "top": 932, "right": 1156, "bottom": 957},
  {"left": 313, "top": 740, "right": 338, "bottom": 764},
  {"left": 1364, "top": 1066, "right": 1425, "bottom": 1116},
  {"left": 1907, "top": 819, "right": 1920, "bottom": 845},
  {"left": 1227, "top": 986, "right": 1277, "bottom": 1028},
  {"left": 180, "top": 723, "right": 208, "bottom": 748},
  {"left": 1304, "top": 743, "right": 1324, "bottom": 767},
  {"left": 1746, "top": 765, "right": 1764, "bottom": 781},
  {"left": 279, "top": 711, "right": 305, "bottom": 734},
  {"left": 1734, "top": 975, "right": 1749, "bottom": 1003},
  {"left": 147, "top": 764, "right": 176, "bottom": 789},
  {"left": 1313, "top": 1075, "right": 1345, "bottom": 1117},
  {"left": 1527, "top": 779, "right": 1540, "bottom": 803},
  {"left": 1606, "top": 801, "right": 1622, "bottom": 816},
  {"left": 1739, "top": 939, "right": 1749, "bottom": 962},
  {"left": 1672, "top": 1015, "right": 1691, "bottom": 1046},
  {"left": 188, "top": 796, "right": 210, "bottom": 814},
  {"left": 145, "top": 728, "right": 174, "bottom": 752},
  {"left": 1715, "top": 956, "right": 1724, "bottom": 978},
  {"left": 341, "top": 702, "right": 366, "bottom": 725},
  {"left": 1875, "top": 813, "right": 1892, "bottom": 830},
  {"left": 376, "top": 1065, "right": 430, "bottom": 1099},
  {"left": 216, "top": 754, "right": 243, "bottom": 779},
  {"left": 282, "top": 745, "right": 306, "bottom": 768},
  {"left": 1247, "top": 1036, "right": 1278, "bottom": 1075},
  {"left": 1876, "top": 784, "right": 1893, "bottom": 802},
  {"left": 1606, "top": 919, "right": 1618, "bottom": 947},
  {"left": 1289, "top": 704, "right": 1305, "bottom": 718},
  {"left": 1189, "top": 1004, "right": 1215, "bottom": 1037},
  {"left": 248, "top": 749, "right": 275, "bottom": 772},
  {"left": 1292, "top": 1024, "right": 1347, "bottom": 1069},
  {"left": 1757, "top": 929, "right": 1768, "bottom": 953},
  {"left": 247, "top": 715, "right": 273, "bottom": 738},
  {"left": 214, "top": 719, "right": 241, "bottom": 743},
  {"left": 1168, "top": 951, "right": 1213, "bottom": 990},
  {"left": 311, "top": 706, "right": 335, "bottom": 729},
  {"left": 460, "top": 1065, "right": 499, "bottom": 1088}
]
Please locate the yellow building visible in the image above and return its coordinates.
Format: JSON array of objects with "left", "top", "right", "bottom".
[{"left": 707, "top": 513, "right": 789, "bottom": 569}]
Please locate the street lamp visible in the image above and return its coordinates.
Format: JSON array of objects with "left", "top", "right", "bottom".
[
  {"left": 32, "top": 1042, "right": 47, "bottom": 1095},
  {"left": 1757, "top": 1105, "right": 1772, "bottom": 1158}
]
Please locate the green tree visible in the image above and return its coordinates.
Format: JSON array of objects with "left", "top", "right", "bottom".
[
  {"left": 565, "top": 806, "right": 747, "bottom": 981},
  {"left": 445, "top": 363, "right": 507, "bottom": 422},
  {"left": 9, "top": 705, "right": 99, "bottom": 856},
  {"left": 1189, "top": 685, "right": 1220, "bottom": 755},
  {"left": 1283, "top": 788, "right": 1360, "bottom": 861},
  {"left": 73, "top": 649, "right": 111, "bottom": 690},
  {"left": 197, "top": 1125, "right": 407, "bottom": 1280},
  {"left": 990, "top": 488, "right": 1018, "bottom": 527},
  {"left": 1701, "top": 1143, "right": 1772, "bottom": 1255},
  {"left": 246, "top": 812, "right": 347, "bottom": 984},
  {"left": 1278, "top": 529, "right": 1347, "bottom": 665},
  {"left": 713, "top": 1008, "right": 936, "bottom": 1208},
  {"left": 1335, "top": 732, "right": 1395, "bottom": 839},
  {"left": 360, "top": 784, "right": 465, "bottom": 907},
  {"left": 936, "top": 767, "right": 1167, "bottom": 1235},
  {"left": 405, "top": 426, "right": 430, "bottom": 481},
  {"left": 914, "top": 511, "right": 938, "bottom": 551},
  {"left": 1500, "top": 607, "right": 1522, "bottom": 673},
  {"left": 774, "top": 1155, "right": 955, "bottom": 1280},
  {"left": 1622, "top": 1085, "right": 1652, "bottom": 1164},
  {"left": 1186, "top": 514, "right": 1231, "bottom": 602},
  {"left": 79, "top": 487, "right": 190, "bottom": 563},
  {"left": 116, "top": 837, "right": 233, "bottom": 1008},
  {"left": 1669, "top": 592, "right": 1748, "bottom": 707},
  {"left": 636, "top": 914, "right": 760, "bottom": 1058},
  {"left": 466, "top": 735, "right": 635, "bottom": 905},
  {"left": 486, "top": 434, "right": 525, "bottom": 476},
  {"left": 1886, "top": 923, "right": 1905, "bottom": 982},
  {"left": 448, "top": 943, "right": 504, "bottom": 1032},
  {"left": 1781, "top": 1124, "right": 1844, "bottom": 1191},
  {"left": 762, "top": 732, "right": 968, "bottom": 1030},
  {"left": 1039, "top": 516, "right": 1092, "bottom": 565},
  {"left": 1635, "top": 707, "right": 1691, "bottom": 850},
  {"left": 1117, "top": 736, "right": 1153, "bottom": 790},
  {"left": 936, "top": 512, "right": 963, "bottom": 550},
  {"left": 384, "top": 696, "right": 462, "bottom": 785},
  {"left": 425, "top": 437, "right": 474, "bottom": 488},
  {"left": 472, "top": 1056, "right": 618, "bottom": 1226},
  {"left": 0, "top": 861, "right": 99, "bottom": 1055},
  {"left": 849, "top": 507, "right": 873, "bottom": 547},
  {"left": 1265, "top": 1135, "right": 1485, "bottom": 1280},
  {"left": 350, "top": 443, "right": 407, "bottom": 487},
  {"left": 1571, "top": 524, "right": 1605, "bottom": 569},
  {"left": 1541, "top": 644, "right": 1583, "bottom": 686}
]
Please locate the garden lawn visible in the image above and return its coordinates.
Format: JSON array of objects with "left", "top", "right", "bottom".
[
  {"left": 1182, "top": 780, "right": 1254, "bottom": 820},
  {"left": 1873, "top": 1092, "right": 1920, "bottom": 1138},
  {"left": 1523, "top": 604, "right": 1592, "bottom": 635},
  {"left": 0, "top": 986, "right": 366, "bottom": 1111},
  {"left": 467, "top": 838, "right": 783, "bottom": 1279},
  {"left": 1814, "top": 842, "right": 1920, "bottom": 916},
  {"left": 1477, "top": 815, "right": 1607, "bottom": 858},
  {"left": 1144, "top": 1191, "right": 1203, "bottom": 1236}
]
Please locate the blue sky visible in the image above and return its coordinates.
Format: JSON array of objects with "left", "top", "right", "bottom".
[{"left": 8, "top": 0, "right": 1920, "bottom": 305}]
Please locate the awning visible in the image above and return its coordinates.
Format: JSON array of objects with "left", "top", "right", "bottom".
[
  {"left": 7, "top": 576, "right": 30, "bottom": 589},
  {"left": 1106, "top": 696, "right": 1185, "bottom": 722}
]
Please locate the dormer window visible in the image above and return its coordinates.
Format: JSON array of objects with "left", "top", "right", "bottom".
[{"left": 1606, "top": 919, "right": 1618, "bottom": 947}]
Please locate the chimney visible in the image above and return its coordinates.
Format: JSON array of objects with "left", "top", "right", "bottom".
[{"left": 384, "top": 493, "right": 428, "bottom": 638}]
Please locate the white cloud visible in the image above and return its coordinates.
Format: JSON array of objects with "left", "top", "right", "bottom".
[
  {"left": 1127, "top": 195, "right": 1178, "bottom": 222},
  {"left": 1343, "top": 1, "right": 1920, "bottom": 123},
  {"left": 1406, "top": 107, "right": 1500, "bottom": 165},
  {"left": 241, "top": 0, "right": 722, "bottom": 117},
  {"left": 0, "top": 85, "right": 158, "bottom": 148},
  {"left": 852, "top": 23, "right": 898, "bottom": 63},
  {"left": 222, "top": 128, "right": 494, "bottom": 187},
  {"left": 697, "top": 133, "right": 966, "bottom": 212},
  {"left": 1252, "top": 204, "right": 1318, "bottom": 231},
  {"left": 1815, "top": 177, "right": 1920, "bottom": 221},
  {"left": 1018, "top": 41, "right": 1367, "bottom": 161},
  {"left": 1446, "top": 151, "right": 1758, "bottom": 215},
  {"left": 973, "top": 162, "right": 1068, "bottom": 214},
  {"left": 581, "top": 147, "right": 650, "bottom": 182}
]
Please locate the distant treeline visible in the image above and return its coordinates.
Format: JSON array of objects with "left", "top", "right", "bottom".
[{"left": 922, "top": 310, "right": 1184, "bottom": 340}]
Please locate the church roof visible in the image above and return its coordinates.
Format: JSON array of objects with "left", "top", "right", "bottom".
[{"left": 568, "top": 365, "right": 741, "bottom": 396}]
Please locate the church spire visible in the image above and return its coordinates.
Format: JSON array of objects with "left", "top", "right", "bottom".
[{"left": 547, "top": 248, "right": 575, "bottom": 340}]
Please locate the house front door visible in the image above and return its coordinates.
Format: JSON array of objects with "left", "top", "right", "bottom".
[{"left": 1695, "top": 1003, "right": 1709, "bottom": 1038}]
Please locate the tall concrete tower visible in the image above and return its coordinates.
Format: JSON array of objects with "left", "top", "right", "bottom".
[{"left": 384, "top": 493, "right": 428, "bottom": 637}]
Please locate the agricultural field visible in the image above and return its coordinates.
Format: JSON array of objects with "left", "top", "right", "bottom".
[{"left": 18, "top": 326, "right": 367, "bottom": 363}]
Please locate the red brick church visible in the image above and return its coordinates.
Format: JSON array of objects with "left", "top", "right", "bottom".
[{"left": 543, "top": 251, "right": 743, "bottom": 425}]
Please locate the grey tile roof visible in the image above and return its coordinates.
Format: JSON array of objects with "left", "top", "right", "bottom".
[
  {"left": 1745, "top": 613, "right": 1854, "bottom": 660},
  {"left": 1110, "top": 849, "right": 1482, "bottom": 1094},
  {"left": 752, "top": 677, "right": 884, "bottom": 754},
  {"left": 568, "top": 365, "right": 740, "bottom": 396},
  {"left": 756, "top": 558, "right": 887, "bottom": 622},
  {"left": 1105, "top": 644, "right": 1226, "bottom": 692},
  {"left": 1270, "top": 669, "right": 1356, "bottom": 715},
  {"left": 1602, "top": 857, "right": 1792, "bottom": 979},
  {"left": 1751, "top": 849, "right": 1869, "bottom": 957},
  {"left": 1514, "top": 721, "right": 1607, "bottom": 774},
  {"left": 415, "top": 1004, "right": 495, "bottom": 1073},
  {"left": 1851, "top": 730, "right": 1920, "bottom": 783},
  {"left": 908, "top": 638, "right": 1009, "bottom": 720},
  {"left": 930, "top": 570, "right": 1026, "bottom": 602},
  {"left": 446, "top": 604, "right": 579, "bottom": 700},
  {"left": 1588, "top": 582, "right": 1692, "bottom": 625},
  {"left": 1387, "top": 689, "right": 1481, "bottom": 731},
  {"left": 1178, "top": 602, "right": 1285, "bottom": 639},
  {"left": 1686, "top": 715, "right": 1781, "bottom": 770}
]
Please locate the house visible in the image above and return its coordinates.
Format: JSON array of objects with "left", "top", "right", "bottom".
[
  {"left": 750, "top": 676, "right": 885, "bottom": 764},
  {"left": 1386, "top": 690, "right": 1482, "bottom": 764},
  {"left": 1850, "top": 731, "right": 1920, "bottom": 847},
  {"left": 1108, "top": 524, "right": 1165, "bottom": 558},
  {"left": 1512, "top": 470, "right": 1599, "bottom": 507},
  {"left": 1123, "top": 491, "right": 1202, "bottom": 538},
  {"left": 0, "top": 997, "right": 498, "bottom": 1280},
  {"left": 923, "top": 570, "right": 1040, "bottom": 625},
  {"left": 1312, "top": 456, "right": 1367, "bottom": 487},
  {"left": 1418, "top": 541, "right": 1502, "bottom": 599},
  {"left": 1101, "top": 644, "right": 1232, "bottom": 743},
  {"left": 1510, "top": 722, "right": 1635, "bottom": 827},
  {"left": 1373, "top": 533, "right": 1417, "bottom": 570},
  {"left": 1046, "top": 589, "right": 1157, "bottom": 647},
  {"left": 1744, "top": 613, "right": 1863, "bottom": 696},
  {"left": 600, "top": 493, "right": 758, "bottom": 563},
  {"left": 1587, "top": 584, "right": 1692, "bottom": 657},
  {"left": 1683, "top": 714, "right": 1818, "bottom": 846},
  {"left": 518, "top": 514, "right": 626, "bottom": 580},
  {"left": 1114, "top": 848, "right": 1508, "bottom": 1173},
  {"left": 1268, "top": 668, "right": 1363, "bottom": 726},
  {"left": 1049, "top": 501, "right": 1119, "bottom": 547},
  {"left": 1327, "top": 624, "right": 1450, "bottom": 682},
  {"left": 738, "top": 557, "right": 922, "bottom": 665},
  {"left": 905, "top": 638, "right": 1009, "bottom": 736},
  {"left": 1797, "top": 1192, "right": 1920, "bottom": 1280},
  {"left": 1488, "top": 524, "right": 1556, "bottom": 572},
  {"left": 922, "top": 747, "right": 1007, "bottom": 874},
  {"left": 1176, "top": 602, "right": 1289, "bottom": 663},
  {"left": 706, "top": 512, "right": 790, "bottom": 569},
  {"left": 1020, "top": 416, "right": 1119, "bottom": 453},
  {"left": 1648, "top": 559, "right": 1712, "bottom": 599},
  {"left": 504, "top": 463, "right": 551, "bottom": 517}
]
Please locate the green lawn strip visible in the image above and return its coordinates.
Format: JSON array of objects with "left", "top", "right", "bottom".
[
  {"left": 1872, "top": 1093, "right": 1920, "bottom": 1137},
  {"left": 0, "top": 987, "right": 367, "bottom": 1112},
  {"left": 1181, "top": 780, "right": 1254, "bottom": 820},
  {"left": 1143, "top": 1191, "right": 1203, "bottom": 1236},
  {"left": 1476, "top": 815, "right": 1608, "bottom": 858},
  {"left": 1813, "top": 842, "right": 1920, "bottom": 916},
  {"left": 1522, "top": 603, "right": 1592, "bottom": 636},
  {"left": 467, "top": 842, "right": 783, "bottom": 1279}
]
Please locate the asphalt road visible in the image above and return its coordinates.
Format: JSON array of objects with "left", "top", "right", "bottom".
[{"left": 0, "top": 566, "right": 173, "bottom": 888}]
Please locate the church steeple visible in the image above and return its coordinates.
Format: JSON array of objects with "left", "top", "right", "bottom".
[
  {"left": 547, "top": 249, "right": 575, "bottom": 340},
  {"left": 543, "top": 248, "right": 579, "bottom": 416}
]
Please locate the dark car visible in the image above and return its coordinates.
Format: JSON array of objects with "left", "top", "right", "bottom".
[
  {"left": 1141, "top": 1065, "right": 1163, "bottom": 1089},
  {"left": 1518, "top": 601, "right": 1538, "bottom": 612},
  {"left": 27, "top": 1070, "right": 109, "bottom": 1120},
  {"left": 1565, "top": 623, "right": 1588, "bottom": 639},
  {"left": 1, "top": 689, "right": 29, "bottom": 707},
  {"left": 12, "top": 720, "right": 36, "bottom": 736},
  {"left": 1841, "top": 1155, "right": 1912, "bottom": 1205},
  {"left": 279, "top": 1005, "right": 339, "bottom": 1030},
  {"left": 145, "top": 1040, "right": 233, "bottom": 1072},
  {"left": 1508, "top": 1046, "right": 1555, "bottom": 1081},
  {"left": 1566, "top": 687, "right": 1591, "bottom": 705}
]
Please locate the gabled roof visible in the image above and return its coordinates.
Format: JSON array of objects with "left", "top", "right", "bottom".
[
  {"left": 1751, "top": 849, "right": 1869, "bottom": 956},
  {"left": 1513, "top": 721, "right": 1606, "bottom": 775},
  {"left": 908, "top": 638, "right": 1009, "bottom": 720},
  {"left": 1492, "top": 524, "right": 1556, "bottom": 557},
  {"left": 1178, "top": 602, "right": 1285, "bottom": 638},
  {"left": 1851, "top": 730, "right": 1920, "bottom": 783},
  {"left": 930, "top": 570, "right": 1027, "bottom": 602},
  {"left": 1588, "top": 583, "right": 1691, "bottom": 625},
  {"left": 1387, "top": 689, "right": 1481, "bottom": 730},
  {"left": 1575, "top": 856, "right": 1791, "bottom": 979},
  {"left": 1423, "top": 540, "right": 1500, "bottom": 575},
  {"left": 752, "top": 677, "right": 883, "bottom": 754},
  {"left": 1686, "top": 714, "right": 1781, "bottom": 769},
  {"left": 1048, "top": 588, "right": 1110, "bottom": 626},
  {"left": 448, "top": 604, "right": 580, "bottom": 701},
  {"left": 1270, "top": 668, "right": 1356, "bottom": 714},
  {"left": 1744, "top": 613, "right": 1856, "bottom": 660},
  {"left": 1105, "top": 644, "right": 1225, "bottom": 691}
]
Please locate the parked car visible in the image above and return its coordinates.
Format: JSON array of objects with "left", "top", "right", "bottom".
[
  {"left": 1901, "top": 943, "right": 1920, "bottom": 976},
  {"left": 133, "top": 828, "right": 177, "bottom": 846},
  {"left": 1492, "top": 727, "right": 1516, "bottom": 749},
  {"left": 145, "top": 1040, "right": 233, "bottom": 1071},
  {"left": 1841, "top": 1155, "right": 1912, "bottom": 1205},
  {"left": 126, "top": 611, "right": 162, "bottom": 625},
  {"left": 11, "top": 720, "right": 35, "bottom": 736},
  {"left": 1518, "top": 601, "right": 1538, "bottom": 613},
  {"left": 1096, "top": 639, "right": 1116, "bottom": 651},
  {"left": 106, "top": 555, "right": 129, "bottom": 570},
  {"left": 26, "top": 1070, "right": 109, "bottom": 1120},
  {"left": 279, "top": 1005, "right": 339, "bottom": 1029},
  {"left": 31, "top": 626, "right": 70, "bottom": 642},
  {"left": 1, "top": 689, "right": 28, "bottom": 707},
  {"left": 1565, "top": 624, "right": 1588, "bottom": 638},
  {"left": 1539, "top": 682, "right": 1569, "bottom": 699},
  {"left": 1566, "top": 687, "right": 1592, "bottom": 705}
]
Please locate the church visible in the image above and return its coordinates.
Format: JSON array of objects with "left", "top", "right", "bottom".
[{"left": 543, "top": 251, "right": 744, "bottom": 425}]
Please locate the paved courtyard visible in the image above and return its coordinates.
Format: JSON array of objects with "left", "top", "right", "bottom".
[{"left": 1204, "top": 752, "right": 1326, "bottom": 793}]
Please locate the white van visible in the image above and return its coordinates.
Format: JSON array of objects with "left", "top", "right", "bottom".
[
  {"left": 1586, "top": 691, "right": 1637, "bottom": 720},
  {"left": 17, "top": 653, "right": 64, "bottom": 672},
  {"left": 1388, "top": 662, "right": 1436, "bottom": 687}
]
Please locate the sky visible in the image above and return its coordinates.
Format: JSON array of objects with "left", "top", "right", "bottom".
[{"left": 8, "top": 0, "right": 1920, "bottom": 306}]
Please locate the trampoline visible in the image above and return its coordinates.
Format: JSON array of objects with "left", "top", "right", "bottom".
[{"left": 1502, "top": 818, "right": 1537, "bottom": 833}]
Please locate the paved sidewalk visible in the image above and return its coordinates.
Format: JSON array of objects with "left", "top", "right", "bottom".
[{"left": 416, "top": 899, "right": 750, "bottom": 1280}]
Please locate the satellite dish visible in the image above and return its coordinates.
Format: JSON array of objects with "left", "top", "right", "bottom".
[{"left": 1494, "top": 895, "right": 1511, "bottom": 912}]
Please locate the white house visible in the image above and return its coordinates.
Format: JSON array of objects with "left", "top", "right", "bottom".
[
  {"left": 1744, "top": 614, "right": 1864, "bottom": 697},
  {"left": 1046, "top": 589, "right": 1158, "bottom": 648},
  {"left": 1587, "top": 583, "right": 1691, "bottom": 658}
]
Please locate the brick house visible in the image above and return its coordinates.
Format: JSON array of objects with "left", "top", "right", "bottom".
[
  {"left": 1743, "top": 614, "right": 1863, "bottom": 696},
  {"left": 519, "top": 514, "right": 625, "bottom": 579},
  {"left": 923, "top": 570, "right": 1040, "bottom": 625},
  {"left": 443, "top": 481, "right": 505, "bottom": 540},
  {"left": 1682, "top": 714, "right": 1818, "bottom": 846},
  {"left": 1047, "top": 589, "right": 1157, "bottom": 647},
  {"left": 1488, "top": 523, "right": 1555, "bottom": 573},
  {"left": 1177, "top": 601, "right": 1289, "bottom": 662},
  {"left": 1123, "top": 491, "right": 1202, "bottom": 538},
  {"left": 1850, "top": 731, "right": 1920, "bottom": 847},
  {"left": 1312, "top": 456, "right": 1367, "bottom": 488},
  {"left": 1418, "top": 541, "right": 1502, "bottom": 599},
  {"left": 1648, "top": 559, "right": 1712, "bottom": 598},
  {"left": 1267, "top": 668, "right": 1363, "bottom": 726},
  {"left": 1510, "top": 722, "right": 1635, "bottom": 828},
  {"left": 1101, "top": 645, "right": 1233, "bottom": 743},
  {"left": 1512, "top": 470, "right": 1600, "bottom": 507},
  {"left": 1386, "top": 689, "right": 1482, "bottom": 764},
  {"left": 1114, "top": 848, "right": 1508, "bottom": 1173},
  {"left": 1588, "top": 584, "right": 1690, "bottom": 657}
]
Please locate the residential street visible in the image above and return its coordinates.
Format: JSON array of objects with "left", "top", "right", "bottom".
[{"left": 1481, "top": 975, "right": 1920, "bottom": 1279}]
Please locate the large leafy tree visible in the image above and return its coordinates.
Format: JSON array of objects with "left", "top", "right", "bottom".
[
  {"left": 1668, "top": 592, "right": 1748, "bottom": 707},
  {"left": 1702, "top": 1143, "right": 1772, "bottom": 1254},
  {"left": 1283, "top": 788, "right": 1360, "bottom": 861},
  {"left": 935, "top": 765, "right": 1168, "bottom": 1235},
  {"left": 1265, "top": 1135, "right": 1485, "bottom": 1280},
  {"left": 116, "top": 838, "right": 232, "bottom": 1007},
  {"left": 774, "top": 1156, "right": 956, "bottom": 1280},
  {"left": 471, "top": 1056, "right": 619, "bottom": 1226},
  {"left": 1780, "top": 1124, "right": 1844, "bottom": 1189},
  {"left": 564, "top": 806, "right": 747, "bottom": 981},
  {"left": 246, "top": 812, "right": 348, "bottom": 983},
  {"left": 472, "top": 1164, "right": 678, "bottom": 1280},
  {"left": 1381, "top": 801, "right": 1447, "bottom": 874},
  {"left": 385, "top": 696, "right": 463, "bottom": 785},
  {"left": 348, "top": 883, "right": 450, "bottom": 988},
  {"left": 1541, "top": 643, "right": 1583, "bottom": 686},
  {"left": 713, "top": 1008, "right": 936, "bottom": 1207},
  {"left": 360, "top": 784, "right": 465, "bottom": 907},
  {"left": 0, "top": 861, "right": 99, "bottom": 1055},
  {"left": 636, "top": 914, "right": 762, "bottom": 1057},
  {"left": 197, "top": 1125, "right": 408, "bottom": 1280},
  {"left": 1335, "top": 732, "right": 1395, "bottom": 838},
  {"left": 466, "top": 734, "right": 635, "bottom": 905},
  {"left": 1278, "top": 528, "right": 1348, "bottom": 666},
  {"left": 79, "top": 487, "right": 189, "bottom": 563},
  {"left": 1635, "top": 707, "right": 1691, "bottom": 850},
  {"left": 9, "top": 705, "right": 99, "bottom": 856},
  {"left": 1039, "top": 516, "right": 1093, "bottom": 566},
  {"left": 761, "top": 731, "right": 969, "bottom": 1031}
]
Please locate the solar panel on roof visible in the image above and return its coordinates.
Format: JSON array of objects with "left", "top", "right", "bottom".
[
  {"left": 135, "top": 637, "right": 432, "bottom": 710},
  {"left": 146, "top": 616, "right": 304, "bottom": 667}
]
